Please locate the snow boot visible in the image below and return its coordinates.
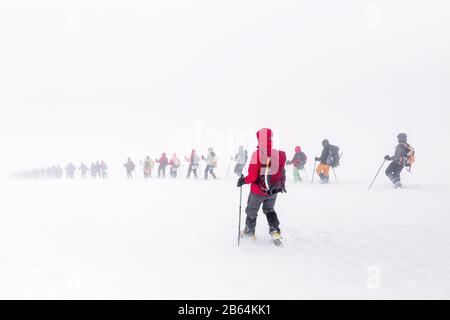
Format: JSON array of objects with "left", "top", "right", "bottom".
[
  {"left": 319, "top": 173, "right": 329, "bottom": 184},
  {"left": 270, "top": 230, "right": 282, "bottom": 246},
  {"left": 241, "top": 227, "right": 256, "bottom": 240}
]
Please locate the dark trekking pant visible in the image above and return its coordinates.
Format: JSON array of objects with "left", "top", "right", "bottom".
[
  {"left": 385, "top": 162, "right": 403, "bottom": 185},
  {"left": 127, "top": 171, "right": 133, "bottom": 179},
  {"left": 245, "top": 192, "right": 280, "bottom": 234},
  {"left": 204, "top": 165, "right": 217, "bottom": 179},
  {"left": 187, "top": 165, "right": 198, "bottom": 178},
  {"left": 170, "top": 168, "right": 177, "bottom": 178},
  {"left": 158, "top": 165, "right": 166, "bottom": 178}
]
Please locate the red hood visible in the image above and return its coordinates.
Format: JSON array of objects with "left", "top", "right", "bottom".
[
  {"left": 295, "top": 146, "right": 301, "bottom": 153},
  {"left": 256, "top": 128, "right": 273, "bottom": 157}
]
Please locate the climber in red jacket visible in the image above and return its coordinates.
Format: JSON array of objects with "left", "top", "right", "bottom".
[{"left": 237, "top": 128, "right": 286, "bottom": 244}]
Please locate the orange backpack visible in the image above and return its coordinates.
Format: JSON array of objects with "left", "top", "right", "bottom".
[{"left": 402, "top": 143, "right": 415, "bottom": 170}]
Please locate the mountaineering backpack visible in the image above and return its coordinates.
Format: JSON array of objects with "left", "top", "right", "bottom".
[
  {"left": 257, "top": 151, "right": 287, "bottom": 195},
  {"left": 299, "top": 152, "right": 307, "bottom": 169},
  {"left": 211, "top": 152, "right": 218, "bottom": 167},
  {"left": 326, "top": 145, "right": 340, "bottom": 168},
  {"left": 401, "top": 143, "right": 416, "bottom": 169},
  {"left": 170, "top": 158, "right": 180, "bottom": 169}
]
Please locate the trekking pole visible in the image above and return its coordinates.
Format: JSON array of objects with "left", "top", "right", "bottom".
[
  {"left": 238, "top": 185, "right": 243, "bottom": 247},
  {"left": 226, "top": 158, "right": 232, "bottom": 179},
  {"left": 332, "top": 152, "right": 343, "bottom": 181},
  {"left": 368, "top": 159, "right": 387, "bottom": 190},
  {"left": 333, "top": 151, "right": 344, "bottom": 180},
  {"left": 332, "top": 167, "right": 337, "bottom": 180},
  {"left": 304, "top": 167, "right": 308, "bottom": 181},
  {"left": 311, "top": 160, "right": 317, "bottom": 184},
  {"left": 180, "top": 162, "right": 185, "bottom": 177}
]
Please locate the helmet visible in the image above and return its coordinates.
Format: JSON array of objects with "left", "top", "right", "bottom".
[
  {"left": 322, "top": 139, "right": 329, "bottom": 147},
  {"left": 397, "top": 133, "right": 407, "bottom": 143}
]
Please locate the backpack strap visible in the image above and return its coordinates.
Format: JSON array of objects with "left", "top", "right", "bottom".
[{"left": 264, "top": 157, "right": 271, "bottom": 193}]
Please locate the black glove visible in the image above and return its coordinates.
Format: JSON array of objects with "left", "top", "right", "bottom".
[
  {"left": 314, "top": 157, "right": 320, "bottom": 161},
  {"left": 384, "top": 155, "right": 391, "bottom": 161},
  {"left": 237, "top": 175, "right": 245, "bottom": 187}
]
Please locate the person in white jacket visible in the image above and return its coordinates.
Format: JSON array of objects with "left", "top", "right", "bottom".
[
  {"left": 202, "top": 147, "right": 217, "bottom": 180},
  {"left": 232, "top": 145, "right": 248, "bottom": 177}
]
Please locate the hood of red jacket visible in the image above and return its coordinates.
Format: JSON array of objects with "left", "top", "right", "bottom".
[
  {"left": 295, "top": 146, "right": 301, "bottom": 153},
  {"left": 256, "top": 128, "right": 273, "bottom": 157}
]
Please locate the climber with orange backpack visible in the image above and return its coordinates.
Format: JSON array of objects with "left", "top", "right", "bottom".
[{"left": 384, "top": 133, "right": 415, "bottom": 188}]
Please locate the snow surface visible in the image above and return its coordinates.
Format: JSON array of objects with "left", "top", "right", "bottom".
[
  {"left": 1, "top": 0, "right": 450, "bottom": 299},
  {"left": 1, "top": 173, "right": 449, "bottom": 299}
]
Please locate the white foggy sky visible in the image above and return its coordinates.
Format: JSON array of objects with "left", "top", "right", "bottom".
[{"left": 0, "top": 0, "right": 449, "bottom": 179}]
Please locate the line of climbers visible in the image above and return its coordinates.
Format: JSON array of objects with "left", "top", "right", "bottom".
[
  {"left": 11, "top": 161, "right": 108, "bottom": 180},
  {"left": 11, "top": 133, "right": 414, "bottom": 189}
]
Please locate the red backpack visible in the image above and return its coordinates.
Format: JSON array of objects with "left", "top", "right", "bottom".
[{"left": 257, "top": 150, "right": 287, "bottom": 195}]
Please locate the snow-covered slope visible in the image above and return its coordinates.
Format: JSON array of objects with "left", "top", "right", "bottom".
[
  {"left": 0, "top": 0, "right": 449, "bottom": 300},
  {"left": 1, "top": 175, "right": 449, "bottom": 299}
]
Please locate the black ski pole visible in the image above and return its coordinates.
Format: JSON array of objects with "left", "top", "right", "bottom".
[
  {"left": 238, "top": 185, "right": 243, "bottom": 246},
  {"left": 368, "top": 159, "right": 387, "bottom": 190},
  {"left": 332, "top": 167, "right": 337, "bottom": 180},
  {"left": 311, "top": 160, "right": 317, "bottom": 184}
]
